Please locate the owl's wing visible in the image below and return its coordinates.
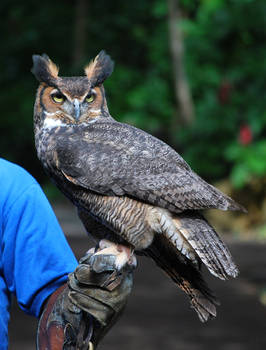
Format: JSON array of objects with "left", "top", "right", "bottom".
[{"left": 55, "top": 121, "right": 244, "bottom": 213}]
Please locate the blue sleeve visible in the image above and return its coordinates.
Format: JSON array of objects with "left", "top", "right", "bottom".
[{"left": 2, "top": 183, "right": 78, "bottom": 317}]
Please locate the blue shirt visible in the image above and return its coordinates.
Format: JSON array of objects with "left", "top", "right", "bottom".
[{"left": 0, "top": 158, "right": 78, "bottom": 348}]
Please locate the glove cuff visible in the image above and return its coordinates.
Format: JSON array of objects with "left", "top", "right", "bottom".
[{"left": 37, "top": 284, "right": 94, "bottom": 349}]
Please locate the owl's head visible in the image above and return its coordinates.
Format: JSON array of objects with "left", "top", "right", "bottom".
[{"left": 32, "top": 51, "right": 114, "bottom": 127}]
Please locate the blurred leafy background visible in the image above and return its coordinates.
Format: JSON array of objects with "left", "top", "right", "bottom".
[{"left": 0, "top": 0, "right": 266, "bottom": 238}]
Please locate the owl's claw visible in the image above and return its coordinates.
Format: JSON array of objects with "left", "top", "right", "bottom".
[
  {"left": 91, "top": 239, "right": 137, "bottom": 272},
  {"left": 80, "top": 240, "right": 136, "bottom": 291}
]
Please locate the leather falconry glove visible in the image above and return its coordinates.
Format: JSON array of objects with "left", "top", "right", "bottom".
[{"left": 37, "top": 242, "right": 135, "bottom": 349}]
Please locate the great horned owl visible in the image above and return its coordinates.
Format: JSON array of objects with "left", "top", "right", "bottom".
[{"left": 32, "top": 51, "right": 245, "bottom": 322}]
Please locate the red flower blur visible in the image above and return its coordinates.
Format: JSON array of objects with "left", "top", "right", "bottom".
[{"left": 239, "top": 124, "right": 252, "bottom": 145}]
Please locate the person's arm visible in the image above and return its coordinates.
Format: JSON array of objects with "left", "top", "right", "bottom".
[
  {"left": 1, "top": 164, "right": 134, "bottom": 348},
  {"left": 2, "top": 181, "right": 77, "bottom": 317},
  {"left": 37, "top": 245, "right": 135, "bottom": 349}
]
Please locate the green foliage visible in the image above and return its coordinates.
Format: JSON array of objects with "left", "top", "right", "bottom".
[
  {"left": 226, "top": 141, "right": 266, "bottom": 188},
  {"left": 0, "top": 0, "right": 266, "bottom": 188},
  {"left": 176, "top": 0, "right": 266, "bottom": 184}
]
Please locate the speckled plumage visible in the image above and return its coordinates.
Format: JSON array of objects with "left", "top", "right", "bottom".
[{"left": 32, "top": 51, "right": 244, "bottom": 322}]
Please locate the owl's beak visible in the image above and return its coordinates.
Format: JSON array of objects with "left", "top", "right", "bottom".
[{"left": 73, "top": 99, "right": 81, "bottom": 120}]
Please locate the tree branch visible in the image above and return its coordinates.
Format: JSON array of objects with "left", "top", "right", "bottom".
[{"left": 167, "top": 0, "right": 194, "bottom": 125}]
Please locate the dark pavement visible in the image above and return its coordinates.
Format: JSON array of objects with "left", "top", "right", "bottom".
[{"left": 8, "top": 203, "right": 266, "bottom": 349}]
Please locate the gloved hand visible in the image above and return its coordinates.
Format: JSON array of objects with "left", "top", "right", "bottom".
[{"left": 37, "top": 242, "right": 135, "bottom": 350}]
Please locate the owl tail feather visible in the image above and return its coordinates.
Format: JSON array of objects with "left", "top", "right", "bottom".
[
  {"left": 170, "top": 212, "right": 239, "bottom": 280},
  {"left": 141, "top": 234, "right": 219, "bottom": 322},
  {"left": 150, "top": 208, "right": 239, "bottom": 281}
]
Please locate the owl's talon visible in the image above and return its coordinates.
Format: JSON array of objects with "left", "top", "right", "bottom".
[
  {"left": 87, "top": 247, "right": 96, "bottom": 255},
  {"left": 93, "top": 239, "right": 136, "bottom": 271},
  {"left": 98, "top": 239, "right": 114, "bottom": 250}
]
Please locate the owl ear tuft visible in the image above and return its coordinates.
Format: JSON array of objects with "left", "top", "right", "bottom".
[
  {"left": 84, "top": 50, "right": 114, "bottom": 87},
  {"left": 31, "top": 54, "right": 59, "bottom": 85}
]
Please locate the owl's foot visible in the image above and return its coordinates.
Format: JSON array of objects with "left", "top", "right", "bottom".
[{"left": 89, "top": 239, "right": 137, "bottom": 271}]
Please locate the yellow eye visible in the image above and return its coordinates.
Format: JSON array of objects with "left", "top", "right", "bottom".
[
  {"left": 51, "top": 92, "right": 64, "bottom": 103},
  {"left": 85, "top": 93, "right": 95, "bottom": 103}
]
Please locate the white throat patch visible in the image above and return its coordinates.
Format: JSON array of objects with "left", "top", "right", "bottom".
[{"left": 43, "top": 116, "right": 67, "bottom": 129}]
